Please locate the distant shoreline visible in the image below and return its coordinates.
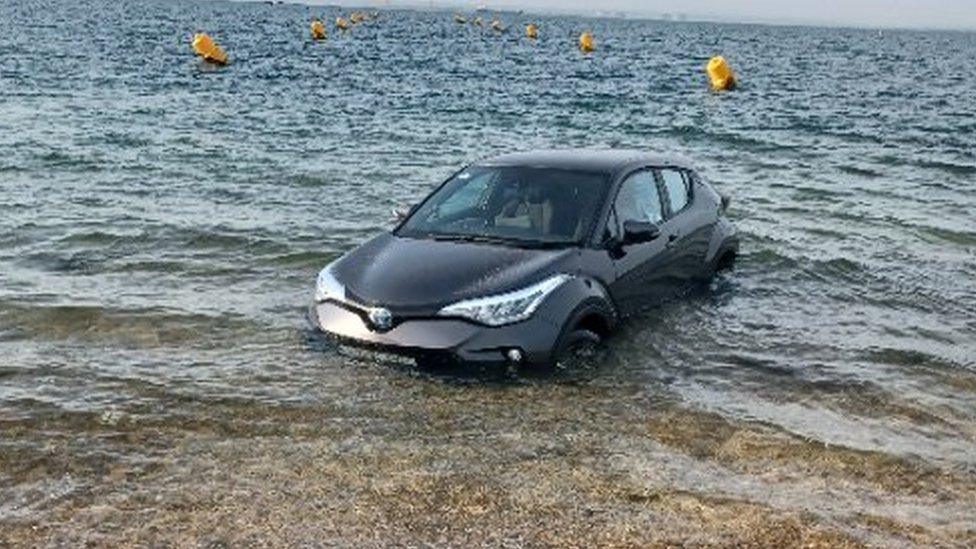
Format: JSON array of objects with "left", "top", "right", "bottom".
[{"left": 238, "top": 0, "right": 976, "bottom": 33}]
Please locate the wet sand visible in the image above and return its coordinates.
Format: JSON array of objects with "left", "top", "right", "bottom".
[{"left": 3, "top": 360, "right": 974, "bottom": 547}]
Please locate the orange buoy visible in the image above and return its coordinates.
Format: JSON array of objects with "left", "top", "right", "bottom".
[
  {"left": 310, "top": 19, "right": 326, "bottom": 40},
  {"left": 706, "top": 56, "right": 737, "bottom": 91},
  {"left": 579, "top": 31, "right": 594, "bottom": 53},
  {"left": 525, "top": 23, "right": 538, "bottom": 39},
  {"left": 191, "top": 32, "right": 228, "bottom": 65}
]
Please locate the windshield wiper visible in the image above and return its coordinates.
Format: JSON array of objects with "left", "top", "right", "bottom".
[
  {"left": 428, "top": 233, "right": 507, "bottom": 244},
  {"left": 515, "top": 240, "right": 572, "bottom": 250},
  {"left": 428, "top": 233, "right": 570, "bottom": 249}
]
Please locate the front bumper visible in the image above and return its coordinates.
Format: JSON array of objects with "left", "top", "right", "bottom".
[{"left": 310, "top": 300, "right": 562, "bottom": 365}]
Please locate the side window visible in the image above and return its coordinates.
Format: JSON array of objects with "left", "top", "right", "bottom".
[
  {"left": 614, "top": 171, "right": 664, "bottom": 230},
  {"left": 660, "top": 169, "right": 690, "bottom": 215}
]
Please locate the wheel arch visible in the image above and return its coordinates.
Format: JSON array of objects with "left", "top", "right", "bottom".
[
  {"left": 537, "top": 275, "right": 618, "bottom": 364},
  {"left": 553, "top": 279, "right": 618, "bottom": 343},
  {"left": 705, "top": 217, "right": 740, "bottom": 267}
]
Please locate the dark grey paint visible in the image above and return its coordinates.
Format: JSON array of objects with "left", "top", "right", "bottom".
[{"left": 313, "top": 149, "right": 739, "bottom": 366}]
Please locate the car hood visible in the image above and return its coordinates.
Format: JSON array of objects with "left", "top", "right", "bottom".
[{"left": 331, "top": 233, "right": 578, "bottom": 315}]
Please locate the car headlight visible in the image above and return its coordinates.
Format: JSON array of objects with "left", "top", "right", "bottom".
[
  {"left": 315, "top": 262, "right": 345, "bottom": 303},
  {"left": 438, "top": 274, "right": 572, "bottom": 326}
]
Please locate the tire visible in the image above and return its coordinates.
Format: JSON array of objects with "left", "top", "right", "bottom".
[
  {"left": 701, "top": 248, "right": 737, "bottom": 280},
  {"left": 552, "top": 329, "right": 602, "bottom": 370}
]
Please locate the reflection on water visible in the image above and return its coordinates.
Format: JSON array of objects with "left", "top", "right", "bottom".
[{"left": 2, "top": 0, "right": 975, "bottom": 545}]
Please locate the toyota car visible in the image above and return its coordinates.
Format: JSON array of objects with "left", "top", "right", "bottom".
[{"left": 310, "top": 149, "right": 738, "bottom": 368}]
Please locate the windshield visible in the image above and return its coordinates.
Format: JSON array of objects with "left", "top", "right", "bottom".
[{"left": 397, "top": 166, "right": 610, "bottom": 246}]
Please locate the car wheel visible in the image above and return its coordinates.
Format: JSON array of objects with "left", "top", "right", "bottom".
[
  {"left": 714, "top": 249, "right": 737, "bottom": 273},
  {"left": 700, "top": 248, "right": 737, "bottom": 281},
  {"left": 553, "top": 329, "right": 602, "bottom": 370}
]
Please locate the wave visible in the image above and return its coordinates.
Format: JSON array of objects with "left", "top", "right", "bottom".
[{"left": 0, "top": 302, "right": 254, "bottom": 348}]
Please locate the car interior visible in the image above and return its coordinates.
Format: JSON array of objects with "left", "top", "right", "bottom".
[{"left": 484, "top": 175, "right": 596, "bottom": 242}]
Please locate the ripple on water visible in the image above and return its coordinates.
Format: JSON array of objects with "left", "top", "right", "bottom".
[{"left": 1, "top": 0, "right": 976, "bottom": 544}]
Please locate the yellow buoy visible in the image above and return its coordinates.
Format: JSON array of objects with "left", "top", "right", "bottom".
[
  {"left": 336, "top": 16, "right": 349, "bottom": 30},
  {"left": 191, "top": 32, "right": 228, "bottom": 65},
  {"left": 310, "top": 19, "right": 326, "bottom": 40},
  {"left": 525, "top": 23, "right": 538, "bottom": 39},
  {"left": 706, "top": 56, "right": 737, "bottom": 91},
  {"left": 453, "top": 13, "right": 467, "bottom": 24},
  {"left": 191, "top": 32, "right": 214, "bottom": 56},
  {"left": 579, "top": 31, "right": 594, "bottom": 53}
]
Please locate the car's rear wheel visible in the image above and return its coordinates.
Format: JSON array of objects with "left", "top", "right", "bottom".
[
  {"left": 553, "top": 329, "right": 602, "bottom": 370},
  {"left": 700, "top": 248, "right": 737, "bottom": 281},
  {"left": 715, "top": 249, "right": 737, "bottom": 272}
]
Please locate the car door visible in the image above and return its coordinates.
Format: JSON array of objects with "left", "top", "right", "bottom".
[
  {"left": 606, "top": 169, "right": 680, "bottom": 315},
  {"left": 658, "top": 168, "right": 714, "bottom": 279}
]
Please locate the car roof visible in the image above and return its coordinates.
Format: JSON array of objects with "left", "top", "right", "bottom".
[{"left": 476, "top": 149, "right": 696, "bottom": 175}]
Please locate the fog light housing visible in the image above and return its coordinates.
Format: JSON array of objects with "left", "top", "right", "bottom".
[{"left": 505, "top": 348, "right": 524, "bottom": 363}]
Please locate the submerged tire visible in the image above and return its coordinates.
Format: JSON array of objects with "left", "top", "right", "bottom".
[
  {"left": 715, "top": 249, "right": 737, "bottom": 272},
  {"left": 700, "top": 248, "right": 737, "bottom": 281},
  {"left": 553, "top": 329, "right": 602, "bottom": 370}
]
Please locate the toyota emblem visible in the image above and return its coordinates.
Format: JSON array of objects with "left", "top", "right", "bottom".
[{"left": 367, "top": 307, "right": 393, "bottom": 331}]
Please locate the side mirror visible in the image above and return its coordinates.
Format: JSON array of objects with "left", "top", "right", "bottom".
[{"left": 622, "top": 220, "right": 661, "bottom": 245}]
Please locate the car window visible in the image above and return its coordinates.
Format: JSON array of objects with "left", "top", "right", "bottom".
[
  {"left": 660, "top": 169, "right": 690, "bottom": 215},
  {"left": 399, "top": 166, "right": 611, "bottom": 245},
  {"left": 436, "top": 171, "right": 492, "bottom": 217},
  {"left": 614, "top": 171, "right": 663, "bottom": 229}
]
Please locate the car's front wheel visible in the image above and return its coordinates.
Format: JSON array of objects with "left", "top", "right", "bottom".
[{"left": 553, "top": 329, "right": 602, "bottom": 370}]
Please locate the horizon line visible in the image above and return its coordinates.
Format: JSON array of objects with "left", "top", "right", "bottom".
[{"left": 271, "top": 0, "right": 976, "bottom": 32}]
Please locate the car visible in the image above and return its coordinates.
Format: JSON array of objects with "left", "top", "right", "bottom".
[{"left": 310, "top": 149, "right": 738, "bottom": 368}]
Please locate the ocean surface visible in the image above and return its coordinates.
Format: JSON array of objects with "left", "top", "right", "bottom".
[{"left": 1, "top": 0, "right": 975, "bottom": 545}]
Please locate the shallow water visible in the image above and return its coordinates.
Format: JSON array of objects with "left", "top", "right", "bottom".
[{"left": 1, "top": 0, "right": 975, "bottom": 545}]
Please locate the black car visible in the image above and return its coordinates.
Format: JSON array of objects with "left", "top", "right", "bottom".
[{"left": 311, "top": 149, "right": 738, "bottom": 367}]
